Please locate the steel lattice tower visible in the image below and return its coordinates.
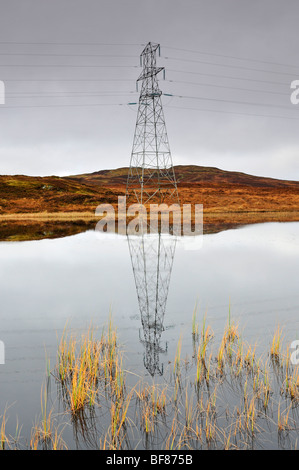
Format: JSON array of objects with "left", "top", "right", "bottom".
[{"left": 126, "top": 42, "right": 179, "bottom": 206}]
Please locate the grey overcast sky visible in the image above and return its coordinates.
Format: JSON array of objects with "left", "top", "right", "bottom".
[{"left": 0, "top": 0, "right": 299, "bottom": 180}]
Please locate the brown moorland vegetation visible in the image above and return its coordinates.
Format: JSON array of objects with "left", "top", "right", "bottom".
[
  {"left": 0, "top": 165, "right": 299, "bottom": 240},
  {"left": 67, "top": 164, "right": 299, "bottom": 215}
]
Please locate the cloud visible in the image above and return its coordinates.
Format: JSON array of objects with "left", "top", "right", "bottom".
[{"left": 0, "top": 0, "right": 298, "bottom": 180}]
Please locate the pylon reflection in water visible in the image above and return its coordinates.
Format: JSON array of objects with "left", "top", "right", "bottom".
[{"left": 127, "top": 227, "right": 177, "bottom": 376}]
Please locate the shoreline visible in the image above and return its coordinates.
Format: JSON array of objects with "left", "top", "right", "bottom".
[
  {"left": 1, "top": 209, "right": 299, "bottom": 223},
  {"left": 0, "top": 210, "right": 299, "bottom": 242}
]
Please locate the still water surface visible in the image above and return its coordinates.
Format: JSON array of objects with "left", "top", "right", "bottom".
[{"left": 0, "top": 221, "right": 298, "bottom": 444}]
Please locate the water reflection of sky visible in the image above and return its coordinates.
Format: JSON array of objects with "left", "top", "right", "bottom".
[{"left": 0, "top": 222, "right": 298, "bottom": 431}]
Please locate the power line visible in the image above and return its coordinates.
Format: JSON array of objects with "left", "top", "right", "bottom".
[
  {"left": 0, "top": 102, "right": 127, "bottom": 109},
  {"left": 0, "top": 42, "right": 296, "bottom": 121},
  {"left": 163, "top": 45, "right": 299, "bottom": 71},
  {"left": 166, "top": 79, "right": 290, "bottom": 97},
  {"left": 0, "top": 64, "right": 138, "bottom": 68},
  {"left": 1, "top": 93, "right": 294, "bottom": 116},
  {"left": 164, "top": 92, "right": 298, "bottom": 113},
  {"left": 1, "top": 91, "right": 295, "bottom": 115},
  {"left": 0, "top": 60, "right": 292, "bottom": 89},
  {"left": 0, "top": 101, "right": 297, "bottom": 123},
  {"left": 166, "top": 104, "right": 299, "bottom": 121},
  {"left": 0, "top": 41, "right": 143, "bottom": 46},
  {"left": 0, "top": 56, "right": 295, "bottom": 77},
  {"left": 0, "top": 95, "right": 298, "bottom": 122},
  {"left": 167, "top": 69, "right": 289, "bottom": 87},
  {"left": 126, "top": 96, "right": 299, "bottom": 120},
  {"left": 0, "top": 42, "right": 295, "bottom": 72},
  {"left": 0, "top": 49, "right": 296, "bottom": 79},
  {"left": 5, "top": 91, "right": 137, "bottom": 96},
  {"left": 0, "top": 43, "right": 297, "bottom": 78},
  {"left": 5, "top": 93, "right": 136, "bottom": 99},
  {"left": 0, "top": 53, "right": 137, "bottom": 58},
  {"left": 2, "top": 78, "right": 134, "bottom": 82},
  {"left": 164, "top": 56, "right": 298, "bottom": 79}
]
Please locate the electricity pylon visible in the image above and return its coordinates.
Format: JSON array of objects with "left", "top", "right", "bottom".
[
  {"left": 126, "top": 42, "right": 178, "bottom": 376},
  {"left": 127, "top": 229, "right": 177, "bottom": 376},
  {"left": 126, "top": 42, "right": 179, "bottom": 206}
]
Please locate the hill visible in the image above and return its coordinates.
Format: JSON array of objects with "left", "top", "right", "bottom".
[
  {"left": 0, "top": 173, "right": 124, "bottom": 214},
  {"left": 66, "top": 164, "right": 299, "bottom": 218},
  {"left": 68, "top": 165, "right": 299, "bottom": 189},
  {"left": 0, "top": 165, "right": 299, "bottom": 240},
  {"left": 0, "top": 164, "right": 299, "bottom": 215}
]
